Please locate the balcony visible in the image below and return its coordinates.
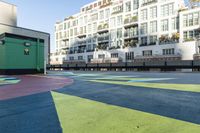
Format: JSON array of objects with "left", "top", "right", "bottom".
[
  {"left": 98, "top": 23, "right": 109, "bottom": 33},
  {"left": 97, "top": 35, "right": 109, "bottom": 43},
  {"left": 109, "top": 45, "right": 120, "bottom": 50},
  {"left": 124, "top": 39, "right": 138, "bottom": 48},
  {"left": 124, "top": 31, "right": 138, "bottom": 39},
  {"left": 97, "top": 43, "right": 109, "bottom": 50},
  {"left": 140, "top": 42, "right": 157, "bottom": 47},
  {"left": 100, "top": 1, "right": 112, "bottom": 8},
  {"left": 124, "top": 16, "right": 138, "bottom": 28},
  {"left": 159, "top": 34, "right": 179, "bottom": 45},
  {"left": 86, "top": 49, "right": 95, "bottom": 52},
  {"left": 141, "top": 0, "right": 157, "bottom": 7}
]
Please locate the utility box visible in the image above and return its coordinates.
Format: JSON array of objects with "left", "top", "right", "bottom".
[{"left": 0, "top": 33, "right": 45, "bottom": 74}]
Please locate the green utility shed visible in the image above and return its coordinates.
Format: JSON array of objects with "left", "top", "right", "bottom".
[{"left": 0, "top": 33, "right": 45, "bottom": 74}]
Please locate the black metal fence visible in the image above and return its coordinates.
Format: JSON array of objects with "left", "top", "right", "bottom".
[{"left": 47, "top": 60, "right": 200, "bottom": 71}]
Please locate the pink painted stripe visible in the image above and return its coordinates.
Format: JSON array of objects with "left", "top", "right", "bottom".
[{"left": 0, "top": 75, "right": 73, "bottom": 101}]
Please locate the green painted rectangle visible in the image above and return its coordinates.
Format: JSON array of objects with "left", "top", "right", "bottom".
[{"left": 0, "top": 33, "right": 44, "bottom": 72}]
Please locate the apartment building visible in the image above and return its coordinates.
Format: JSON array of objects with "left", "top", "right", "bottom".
[{"left": 52, "top": 0, "right": 200, "bottom": 65}]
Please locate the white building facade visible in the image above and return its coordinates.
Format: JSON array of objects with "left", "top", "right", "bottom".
[{"left": 52, "top": 0, "right": 200, "bottom": 65}]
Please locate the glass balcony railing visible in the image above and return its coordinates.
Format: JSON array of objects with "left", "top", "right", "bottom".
[
  {"left": 124, "top": 16, "right": 138, "bottom": 25},
  {"left": 141, "top": 0, "right": 157, "bottom": 7}
]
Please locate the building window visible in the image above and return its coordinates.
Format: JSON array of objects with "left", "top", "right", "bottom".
[
  {"left": 150, "top": 6, "right": 157, "bottom": 19},
  {"left": 161, "top": 19, "right": 168, "bottom": 31},
  {"left": 161, "top": 3, "right": 174, "bottom": 17},
  {"left": 149, "top": 36, "right": 157, "bottom": 45},
  {"left": 171, "top": 17, "right": 178, "bottom": 30},
  {"left": 98, "top": 54, "right": 105, "bottom": 59},
  {"left": 117, "top": 15, "right": 123, "bottom": 25},
  {"left": 87, "top": 55, "right": 93, "bottom": 62},
  {"left": 141, "top": 23, "right": 148, "bottom": 35},
  {"left": 189, "top": 31, "right": 194, "bottom": 39},
  {"left": 183, "top": 15, "right": 188, "bottom": 27},
  {"left": 141, "top": 37, "right": 148, "bottom": 46},
  {"left": 163, "top": 48, "right": 174, "bottom": 55},
  {"left": 99, "top": 10, "right": 104, "bottom": 20},
  {"left": 125, "top": 1, "right": 131, "bottom": 12},
  {"left": 189, "top": 14, "right": 193, "bottom": 26},
  {"left": 183, "top": 31, "right": 187, "bottom": 40},
  {"left": 143, "top": 50, "right": 152, "bottom": 56},
  {"left": 150, "top": 21, "right": 157, "bottom": 33},
  {"left": 93, "top": 22, "right": 97, "bottom": 32},
  {"left": 194, "top": 12, "right": 199, "bottom": 25},
  {"left": 69, "top": 57, "right": 74, "bottom": 61},
  {"left": 133, "top": 0, "right": 138, "bottom": 10},
  {"left": 105, "top": 9, "right": 110, "bottom": 18},
  {"left": 110, "top": 17, "right": 116, "bottom": 28},
  {"left": 78, "top": 56, "right": 83, "bottom": 60},
  {"left": 111, "top": 53, "right": 119, "bottom": 58},
  {"left": 125, "top": 52, "right": 134, "bottom": 60},
  {"left": 117, "top": 28, "right": 122, "bottom": 38},
  {"left": 141, "top": 9, "right": 147, "bottom": 21}
]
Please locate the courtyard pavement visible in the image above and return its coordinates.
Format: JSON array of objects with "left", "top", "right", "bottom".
[{"left": 0, "top": 71, "right": 200, "bottom": 133}]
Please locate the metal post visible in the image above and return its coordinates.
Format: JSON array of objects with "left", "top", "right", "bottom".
[{"left": 44, "top": 60, "right": 47, "bottom": 75}]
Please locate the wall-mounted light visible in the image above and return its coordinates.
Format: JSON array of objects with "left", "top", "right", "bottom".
[
  {"left": 0, "top": 40, "right": 5, "bottom": 45},
  {"left": 24, "top": 42, "right": 31, "bottom": 47}
]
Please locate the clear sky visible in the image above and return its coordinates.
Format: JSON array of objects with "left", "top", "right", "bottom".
[{"left": 4, "top": 0, "right": 94, "bottom": 52}]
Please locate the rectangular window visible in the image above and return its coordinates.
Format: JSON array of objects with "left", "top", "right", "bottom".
[
  {"left": 141, "top": 9, "right": 147, "bottom": 21},
  {"left": 143, "top": 50, "right": 152, "bottom": 56},
  {"left": 171, "top": 17, "right": 178, "bottom": 30},
  {"left": 105, "top": 9, "right": 110, "bottom": 18},
  {"left": 133, "top": 0, "right": 138, "bottom": 10},
  {"left": 141, "top": 23, "right": 148, "bottom": 34},
  {"left": 125, "top": 1, "right": 131, "bottom": 12},
  {"left": 150, "top": 6, "right": 157, "bottom": 19},
  {"left": 117, "top": 15, "right": 123, "bottom": 25},
  {"left": 161, "top": 19, "right": 168, "bottom": 31},
  {"left": 161, "top": 3, "right": 174, "bottom": 17},
  {"left": 150, "top": 21, "right": 157, "bottom": 33},
  {"left": 125, "top": 52, "right": 134, "bottom": 60},
  {"left": 141, "top": 37, "right": 148, "bottom": 46},
  {"left": 183, "top": 31, "right": 188, "bottom": 40},
  {"left": 183, "top": 15, "right": 188, "bottom": 27},
  {"left": 78, "top": 56, "right": 83, "bottom": 60},
  {"left": 98, "top": 54, "right": 105, "bottom": 59},
  {"left": 69, "top": 56, "right": 74, "bottom": 60},
  {"left": 99, "top": 10, "right": 104, "bottom": 20},
  {"left": 189, "top": 14, "right": 193, "bottom": 26},
  {"left": 87, "top": 55, "right": 93, "bottom": 62},
  {"left": 149, "top": 36, "right": 157, "bottom": 45},
  {"left": 163, "top": 48, "right": 175, "bottom": 55},
  {"left": 194, "top": 12, "right": 199, "bottom": 25},
  {"left": 189, "top": 31, "right": 193, "bottom": 39},
  {"left": 117, "top": 28, "right": 122, "bottom": 38},
  {"left": 111, "top": 53, "right": 119, "bottom": 58}
]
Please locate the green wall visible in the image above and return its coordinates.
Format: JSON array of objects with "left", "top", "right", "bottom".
[{"left": 0, "top": 35, "right": 44, "bottom": 71}]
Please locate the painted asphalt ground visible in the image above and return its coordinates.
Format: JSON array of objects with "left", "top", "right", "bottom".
[
  {"left": 56, "top": 75, "right": 200, "bottom": 124},
  {"left": 0, "top": 75, "right": 73, "bottom": 133},
  {"left": 0, "top": 71, "right": 200, "bottom": 132}
]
